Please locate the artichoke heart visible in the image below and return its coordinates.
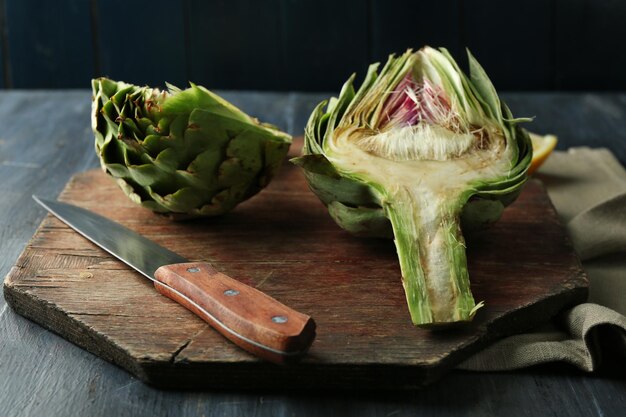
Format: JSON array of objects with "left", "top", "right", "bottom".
[
  {"left": 292, "top": 47, "right": 532, "bottom": 327},
  {"left": 91, "top": 78, "right": 292, "bottom": 218}
]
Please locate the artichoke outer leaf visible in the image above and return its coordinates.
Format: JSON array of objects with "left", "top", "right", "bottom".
[
  {"left": 162, "top": 84, "right": 252, "bottom": 125},
  {"left": 343, "top": 62, "right": 381, "bottom": 122},
  {"left": 104, "top": 162, "right": 130, "bottom": 179},
  {"left": 149, "top": 186, "right": 207, "bottom": 213},
  {"left": 323, "top": 75, "right": 357, "bottom": 147},
  {"left": 192, "top": 188, "right": 240, "bottom": 217},
  {"left": 301, "top": 170, "right": 382, "bottom": 208},
  {"left": 290, "top": 154, "right": 341, "bottom": 179},
  {"left": 116, "top": 178, "right": 144, "bottom": 204},
  {"left": 217, "top": 158, "right": 250, "bottom": 188},
  {"left": 93, "top": 78, "right": 118, "bottom": 99},
  {"left": 308, "top": 103, "right": 329, "bottom": 154},
  {"left": 168, "top": 114, "right": 190, "bottom": 140},
  {"left": 126, "top": 163, "right": 170, "bottom": 188},
  {"left": 260, "top": 140, "right": 291, "bottom": 187},
  {"left": 328, "top": 201, "right": 392, "bottom": 238},
  {"left": 466, "top": 48, "right": 503, "bottom": 123},
  {"left": 460, "top": 198, "right": 505, "bottom": 232},
  {"left": 187, "top": 148, "right": 224, "bottom": 181},
  {"left": 153, "top": 148, "right": 181, "bottom": 173},
  {"left": 226, "top": 130, "right": 264, "bottom": 174},
  {"left": 142, "top": 134, "right": 172, "bottom": 156},
  {"left": 487, "top": 185, "right": 524, "bottom": 207}
]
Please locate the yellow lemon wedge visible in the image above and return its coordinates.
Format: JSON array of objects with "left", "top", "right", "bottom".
[{"left": 527, "top": 132, "right": 558, "bottom": 175}]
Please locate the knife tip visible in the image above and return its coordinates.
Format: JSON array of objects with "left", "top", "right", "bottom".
[{"left": 32, "top": 195, "right": 53, "bottom": 209}]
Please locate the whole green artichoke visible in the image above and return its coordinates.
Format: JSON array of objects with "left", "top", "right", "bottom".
[
  {"left": 292, "top": 47, "right": 532, "bottom": 327},
  {"left": 91, "top": 78, "right": 292, "bottom": 218}
]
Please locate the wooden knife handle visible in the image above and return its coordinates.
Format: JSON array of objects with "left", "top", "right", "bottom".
[{"left": 153, "top": 262, "right": 316, "bottom": 363}]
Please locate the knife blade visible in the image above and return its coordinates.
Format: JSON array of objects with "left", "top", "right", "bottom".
[{"left": 33, "top": 195, "right": 316, "bottom": 363}]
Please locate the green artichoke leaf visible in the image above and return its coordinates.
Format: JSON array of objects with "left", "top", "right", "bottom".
[
  {"left": 91, "top": 77, "right": 292, "bottom": 218},
  {"left": 294, "top": 47, "right": 532, "bottom": 327},
  {"left": 262, "top": 140, "right": 292, "bottom": 186},
  {"left": 104, "top": 162, "right": 130, "bottom": 179},
  {"left": 467, "top": 49, "right": 503, "bottom": 124},
  {"left": 290, "top": 154, "right": 341, "bottom": 179},
  {"left": 323, "top": 75, "right": 356, "bottom": 147},
  {"left": 161, "top": 83, "right": 251, "bottom": 124},
  {"left": 328, "top": 201, "right": 391, "bottom": 238},
  {"left": 460, "top": 198, "right": 505, "bottom": 231},
  {"left": 152, "top": 148, "right": 180, "bottom": 173},
  {"left": 226, "top": 130, "right": 264, "bottom": 173},
  {"left": 150, "top": 186, "right": 207, "bottom": 213},
  {"left": 301, "top": 170, "right": 382, "bottom": 207},
  {"left": 305, "top": 101, "right": 328, "bottom": 155},
  {"left": 93, "top": 77, "right": 118, "bottom": 100},
  {"left": 126, "top": 163, "right": 169, "bottom": 187}
]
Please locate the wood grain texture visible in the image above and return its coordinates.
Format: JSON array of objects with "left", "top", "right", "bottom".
[
  {"left": 153, "top": 261, "right": 316, "bottom": 362},
  {"left": 1, "top": 92, "right": 625, "bottom": 417},
  {"left": 4, "top": 138, "right": 587, "bottom": 389}
]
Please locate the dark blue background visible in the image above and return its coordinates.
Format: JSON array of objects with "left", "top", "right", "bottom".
[{"left": 0, "top": 0, "right": 624, "bottom": 91}]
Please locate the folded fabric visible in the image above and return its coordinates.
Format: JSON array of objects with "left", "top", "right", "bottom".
[
  {"left": 568, "top": 193, "right": 626, "bottom": 260},
  {"left": 458, "top": 148, "right": 626, "bottom": 371},
  {"left": 459, "top": 303, "right": 626, "bottom": 371}
]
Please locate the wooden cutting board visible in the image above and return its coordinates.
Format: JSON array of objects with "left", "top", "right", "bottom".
[{"left": 3, "top": 140, "right": 587, "bottom": 390}]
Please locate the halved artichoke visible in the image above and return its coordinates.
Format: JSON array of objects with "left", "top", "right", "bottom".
[
  {"left": 292, "top": 47, "right": 532, "bottom": 327},
  {"left": 92, "top": 78, "right": 292, "bottom": 218}
]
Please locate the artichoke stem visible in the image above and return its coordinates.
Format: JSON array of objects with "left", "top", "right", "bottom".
[{"left": 384, "top": 188, "right": 477, "bottom": 327}]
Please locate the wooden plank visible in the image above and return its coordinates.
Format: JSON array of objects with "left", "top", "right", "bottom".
[
  {"left": 3, "top": 138, "right": 587, "bottom": 389},
  {"left": 4, "top": 0, "right": 94, "bottom": 88},
  {"left": 186, "top": 0, "right": 283, "bottom": 90},
  {"left": 555, "top": 0, "right": 626, "bottom": 90},
  {"left": 464, "top": 0, "right": 554, "bottom": 90},
  {"left": 281, "top": 0, "right": 368, "bottom": 92},
  {"left": 370, "top": 0, "right": 462, "bottom": 65},
  {"left": 95, "top": 0, "right": 187, "bottom": 88}
]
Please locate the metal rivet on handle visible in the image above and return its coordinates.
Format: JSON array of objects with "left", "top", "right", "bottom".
[
  {"left": 271, "top": 315, "right": 288, "bottom": 324},
  {"left": 224, "top": 289, "right": 240, "bottom": 296},
  {"left": 187, "top": 267, "right": 200, "bottom": 273}
]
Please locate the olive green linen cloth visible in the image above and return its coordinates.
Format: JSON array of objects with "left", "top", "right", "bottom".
[{"left": 459, "top": 147, "right": 626, "bottom": 371}]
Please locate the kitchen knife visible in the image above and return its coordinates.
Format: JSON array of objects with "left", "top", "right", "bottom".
[{"left": 33, "top": 196, "right": 316, "bottom": 363}]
